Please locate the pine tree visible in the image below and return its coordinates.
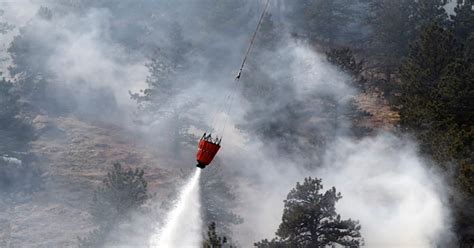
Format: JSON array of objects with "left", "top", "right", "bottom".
[
  {"left": 255, "top": 177, "right": 363, "bottom": 248},
  {"left": 0, "top": 78, "right": 20, "bottom": 129},
  {"left": 415, "top": 0, "right": 449, "bottom": 28},
  {"left": 362, "top": 0, "right": 449, "bottom": 80},
  {"left": 90, "top": 163, "right": 148, "bottom": 225},
  {"left": 130, "top": 22, "right": 191, "bottom": 109},
  {"left": 398, "top": 23, "right": 474, "bottom": 246},
  {"left": 398, "top": 23, "right": 459, "bottom": 134},
  {"left": 450, "top": 0, "right": 474, "bottom": 41},
  {"left": 79, "top": 163, "right": 149, "bottom": 247},
  {"left": 0, "top": 77, "right": 33, "bottom": 153},
  {"left": 398, "top": 23, "right": 472, "bottom": 168},
  {"left": 6, "top": 7, "right": 60, "bottom": 114},
  {"left": 286, "top": 0, "right": 358, "bottom": 45},
  {"left": 202, "top": 222, "right": 235, "bottom": 248}
]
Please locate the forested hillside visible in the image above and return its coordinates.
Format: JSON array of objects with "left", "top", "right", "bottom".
[{"left": 0, "top": 0, "right": 472, "bottom": 247}]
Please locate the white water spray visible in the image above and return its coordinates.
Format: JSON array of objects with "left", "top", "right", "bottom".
[{"left": 150, "top": 168, "right": 202, "bottom": 248}]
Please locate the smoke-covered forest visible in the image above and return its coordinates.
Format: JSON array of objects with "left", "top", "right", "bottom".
[{"left": 0, "top": 0, "right": 472, "bottom": 247}]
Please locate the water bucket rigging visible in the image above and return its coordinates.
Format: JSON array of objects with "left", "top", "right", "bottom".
[{"left": 195, "top": 0, "right": 271, "bottom": 169}]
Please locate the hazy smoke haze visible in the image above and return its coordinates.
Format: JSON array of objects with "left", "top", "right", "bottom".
[{"left": 0, "top": 1, "right": 457, "bottom": 247}]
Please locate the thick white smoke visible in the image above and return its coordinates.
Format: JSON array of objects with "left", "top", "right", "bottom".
[
  {"left": 1, "top": 2, "right": 147, "bottom": 109},
  {"left": 320, "top": 134, "right": 451, "bottom": 247},
  {"left": 225, "top": 43, "right": 453, "bottom": 247},
  {"left": 149, "top": 169, "right": 202, "bottom": 248},
  {"left": 46, "top": 9, "right": 148, "bottom": 108},
  {"left": 230, "top": 134, "right": 452, "bottom": 247}
]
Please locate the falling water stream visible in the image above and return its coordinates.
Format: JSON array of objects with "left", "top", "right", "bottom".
[{"left": 149, "top": 168, "right": 202, "bottom": 247}]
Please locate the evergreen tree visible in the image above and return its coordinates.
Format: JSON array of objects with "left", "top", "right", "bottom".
[
  {"left": 450, "top": 0, "right": 474, "bottom": 41},
  {"left": 130, "top": 22, "right": 191, "bottom": 109},
  {"left": 399, "top": 23, "right": 458, "bottom": 127},
  {"left": 202, "top": 222, "right": 235, "bottom": 248},
  {"left": 363, "top": 0, "right": 417, "bottom": 79},
  {"left": 255, "top": 177, "right": 363, "bottom": 248},
  {"left": 362, "top": 0, "right": 448, "bottom": 80},
  {"left": 90, "top": 163, "right": 148, "bottom": 225},
  {"left": 254, "top": 239, "right": 291, "bottom": 248},
  {"left": 79, "top": 163, "right": 149, "bottom": 247},
  {"left": 0, "top": 78, "right": 20, "bottom": 129},
  {"left": 415, "top": 0, "right": 449, "bottom": 28},
  {"left": 0, "top": 77, "right": 34, "bottom": 153},
  {"left": 399, "top": 23, "right": 464, "bottom": 160},
  {"left": 6, "top": 7, "right": 70, "bottom": 114},
  {"left": 286, "top": 0, "right": 358, "bottom": 44},
  {"left": 398, "top": 21, "right": 474, "bottom": 247}
]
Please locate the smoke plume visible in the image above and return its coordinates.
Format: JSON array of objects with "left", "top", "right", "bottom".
[{"left": 0, "top": 1, "right": 456, "bottom": 247}]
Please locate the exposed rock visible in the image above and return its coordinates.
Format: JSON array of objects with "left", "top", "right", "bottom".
[
  {"left": 356, "top": 92, "right": 400, "bottom": 131},
  {"left": 32, "top": 115, "right": 50, "bottom": 133}
]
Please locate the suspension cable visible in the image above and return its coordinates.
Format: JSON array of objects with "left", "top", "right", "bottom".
[
  {"left": 207, "top": 0, "right": 271, "bottom": 138},
  {"left": 235, "top": 0, "right": 271, "bottom": 81},
  {"left": 219, "top": 0, "right": 271, "bottom": 137}
]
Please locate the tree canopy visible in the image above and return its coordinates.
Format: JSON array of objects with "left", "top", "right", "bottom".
[
  {"left": 79, "top": 163, "right": 149, "bottom": 247},
  {"left": 255, "top": 177, "right": 363, "bottom": 248},
  {"left": 90, "top": 163, "right": 148, "bottom": 225},
  {"left": 286, "top": 0, "right": 359, "bottom": 45},
  {"left": 202, "top": 222, "right": 235, "bottom": 248},
  {"left": 362, "top": 0, "right": 448, "bottom": 79},
  {"left": 398, "top": 20, "right": 474, "bottom": 246},
  {"left": 399, "top": 23, "right": 473, "bottom": 195}
]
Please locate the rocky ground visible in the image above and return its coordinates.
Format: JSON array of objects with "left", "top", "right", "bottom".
[{"left": 356, "top": 91, "right": 400, "bottom": 131}]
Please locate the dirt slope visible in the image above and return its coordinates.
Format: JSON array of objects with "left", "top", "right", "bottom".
[{"left": 0, "top": 116, "right": 175, "bottom": 247}]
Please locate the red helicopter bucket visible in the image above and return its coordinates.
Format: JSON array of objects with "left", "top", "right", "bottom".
[{"left": 196, "top": 133, "right": 221, "bottom": 169}]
